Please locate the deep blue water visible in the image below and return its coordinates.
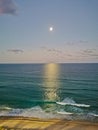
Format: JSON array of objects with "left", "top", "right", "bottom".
[{"left": 0, "top": 63, "right": 98, "bottom": 121}]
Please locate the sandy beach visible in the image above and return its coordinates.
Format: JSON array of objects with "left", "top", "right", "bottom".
[{"left": 0, "top": 117, "right": 98, "bottom": 130}]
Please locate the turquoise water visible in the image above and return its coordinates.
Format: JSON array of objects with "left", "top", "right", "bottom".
[{"left": 0, "top": 63, "right": 98, "bottom": 121}]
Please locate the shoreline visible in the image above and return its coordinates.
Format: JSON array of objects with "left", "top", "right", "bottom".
[{"left": 0, "top": 116, "right": 98, "bottom": 130}]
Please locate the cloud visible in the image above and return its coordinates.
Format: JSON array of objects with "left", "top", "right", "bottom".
[
  {"left": 40, "top": 46, "right": 73, "bottom": 61},
  {"left": 67, "top": 54, "right": 72, "bottom": 57},
  {"left": 7, "top": 49, "right": 24, "bottom": 54},
  {"left": 0, "top": 0, "right": 17, "bottom": 15},
  {"left": 66, "top": 41, "right": 74, "bottom": 45},
  {"left": 83, "top": 49, "right": 94, "bottom": 54},
  {"left": 47, "top": 49, "right": 62, "bottom": 54},
  {"left": 80, "top": 49, "right": 98, "bottom": 58},
  {"left": 82, "top": 49, "right": 96, "bottom": 54},
  {"left": 40, "top": 46, "right": 62, "bottom": 55},
  {"left": 79, "top": 40, "right": 88, "bottom": 44},
  {"left": 65, "top": 40, "right": 88, "bottom": 45}
]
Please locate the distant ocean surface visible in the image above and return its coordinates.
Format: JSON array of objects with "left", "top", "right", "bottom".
[{"left": 0, "top": 63, "right": 98, "bottom": 121}]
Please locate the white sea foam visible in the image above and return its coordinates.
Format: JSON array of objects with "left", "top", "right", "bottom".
[
  {"left": 0, "top": 106, "right": 12, "bottom": 110},
  {"left": 89, "top": 113, "right": 98, "bottom": 117},
  {"left": 0, "top": 106, "right": 61, "bottom": 119},
  {"left": 92, "top": 114, "right": 98, "bottom": 117},
  {"left": 56, "top": 98, "right": 90, "bottom": 107},
  {"left": 57, "top": 111, "right": 73, "bottom": 115},
  {"left": 0, "top": 105, "right": 98, "bottom": 121},
  {"left": 56, "top": 102, "right": 90, "bottom": 107}
]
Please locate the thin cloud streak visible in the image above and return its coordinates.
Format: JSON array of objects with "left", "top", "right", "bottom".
[
  {"left": 79, "top": 49, "right": 98, "bottom": 59},
  {"left": 41, "top": 46, "right": 62, "bottom": 55},
  {"left": 65, "top": 40, "right": 88, "bottom": 46},
  {"left": 7, "top": 49, "right": 24, "bottom": 54},
  {"left": 40, "top": 46, "right": 73, "bottom": 62}
]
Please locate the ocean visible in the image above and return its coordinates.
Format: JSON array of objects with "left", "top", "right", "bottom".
[{"left": 0, "top": 63, "right": 98, "bottom": 121}]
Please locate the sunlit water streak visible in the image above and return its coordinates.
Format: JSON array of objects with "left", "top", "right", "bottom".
[{"left": 43, "top": 63, "right": 60, "bottom": 101}]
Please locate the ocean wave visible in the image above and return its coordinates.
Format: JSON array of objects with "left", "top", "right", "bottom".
[
  {"left": 56, "top": 97, "right": 90, "bottom": 107},
  {"left": 56, "top": 102, "right": 90, "bottom": 107},
  {"left": 89, "top": 113, "right": 98, "bottom": 117},
  {"left": 0, "top": 106, "right": 59, "bottom": 119},
  {"left": 0, "top": 106, "right": 12, "bottom": 110},
  {"left": 57, "top": 111, "right": 73, "bottom": 115},
  {"left": 0, "top": 105, "right": 98, "bottom": 122}
]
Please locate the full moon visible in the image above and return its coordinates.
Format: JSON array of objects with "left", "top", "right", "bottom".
[{"left": 49, "top": 27, "right": 53, "bottom": 31}]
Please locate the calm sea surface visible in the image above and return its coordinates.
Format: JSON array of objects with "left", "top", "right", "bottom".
[{"left": 0, "top": 63, "right": 98, "bottom": 121}]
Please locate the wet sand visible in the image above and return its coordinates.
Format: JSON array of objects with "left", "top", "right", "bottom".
[{"left": 0, "top": 116, "right": 98, "bottom": 130}]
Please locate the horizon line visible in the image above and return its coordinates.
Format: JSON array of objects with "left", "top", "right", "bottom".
[{"left": 0, "top": 62, "right": 98, "bottom": 64}]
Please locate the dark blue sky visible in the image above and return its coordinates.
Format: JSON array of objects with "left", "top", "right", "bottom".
[{"left": 0, "top": 0, "right": 98, "bottom": 63}]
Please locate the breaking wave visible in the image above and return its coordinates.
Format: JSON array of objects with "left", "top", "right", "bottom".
[
  {"left": 0, "top": 98, "right": 98, "bottom": 122},
  {"left": 56, "top": 97, "right": 90, "bottom": 107}
]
